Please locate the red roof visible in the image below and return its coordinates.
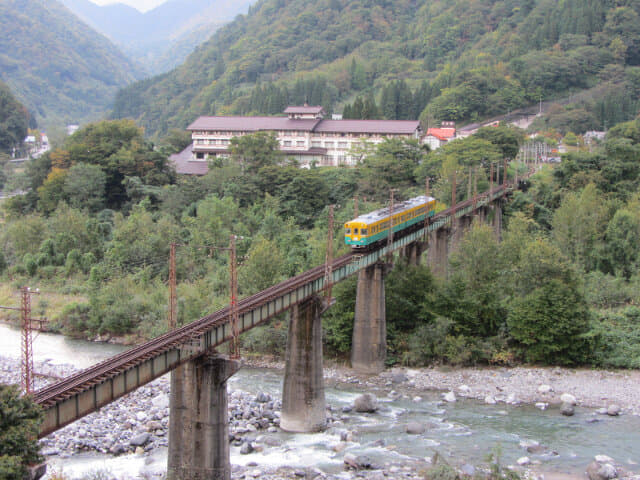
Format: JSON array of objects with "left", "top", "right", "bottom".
[{"left": 426, "top": 127, "right": 456, "bottom": 142}]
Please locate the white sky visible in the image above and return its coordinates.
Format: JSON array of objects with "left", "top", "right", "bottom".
[{"left": 89, "top": 0, "right": 167, "bottom": 12}]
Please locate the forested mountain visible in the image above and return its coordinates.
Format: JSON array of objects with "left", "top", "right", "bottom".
[
  {"left": 0, "top": 82, "right": 29, "bottom": 155},
  {"left": 0, "top": 0, "right": 143, "bottom": 130},
  {"left": 60, "top": 0, "right": 254, "bottom": 74},
  {"left": 113, "top": 0, "right": 640, "bottom": 137}
]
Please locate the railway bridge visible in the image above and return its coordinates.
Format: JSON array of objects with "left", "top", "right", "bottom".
[{"left": 32, "top": 181, "right": 515, "bottom": 479}]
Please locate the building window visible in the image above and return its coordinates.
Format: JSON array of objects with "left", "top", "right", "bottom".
[
  {"left": 284, "top": 140, "right": 292, "bottom": 147},
  {"left": 196, "top": 152, "right": 204, "bottom": 159},
  {"left": 338, "top": 142, "right": 348, "bottom": 149},
  {"left": 196, "top": 139, "right": 205, "bottom": 145},
  {"left": 311, "top": 141, "right": 321, "bottom": 148},
  {"left": 296, "top": 141, "right": 305, "bottom": 147},
  {"left": 325, "top": 141, "right": 334, "bottom": 148}
]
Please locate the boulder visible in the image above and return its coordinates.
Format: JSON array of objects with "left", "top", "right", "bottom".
[
  {"left": 537, "top": 384, "right": 553, "bottom": 394},
  {"left": 151, "top": 393, "right": 169, "bottom": 409},
  {"left": 343, "top": 453, "right": 375, "bottom": 470},
  {"left": 535, "top": 402, "right": 548, "bottom": 411},
  {"left": 595, "top": 455, "right": 615, "bottom": 463},
  {"left": 458, "top": 385, "right": 470, "bottom": 394},
  {"left": 129, "top": 433, "right": 151, "bottom": 447},
  {"left": 586, "top": 461, "right": 618, "bottom": 480},
  {"left": 405, "top": 422, "right": 426, "bottom": 435},
  {"left": 517, "top": 457, "right": 531, "bottom": 466},
  {"left": 560, "top": 393, "right": 577, "bottom": 405},
  {"left": 240, "top": 442, "right": 254, "bottom": 455},
  {"left": 484, "top": 395, "right": 497, "bottom": 405},
  {"left": 354, "top": 393, "right": 378, "bottom": 413},
  {"left": 607, "top": 405, "right": 621, "bottom": 416},
  {"left": 443, "top": 391, "right": 457, "bottom": 403},
  {"left": 460, "top": 464, "right": 476, "bottom": 476},
  {"left": 255, "top": 392, "right": 271, "bottom": 403},
  {"left": 561, "top": 403, "right": 575, "bottom": 416}
]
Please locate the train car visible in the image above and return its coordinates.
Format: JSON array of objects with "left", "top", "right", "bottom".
[{"left": 344, "top": 195, "right": 436, "bottom": 249}]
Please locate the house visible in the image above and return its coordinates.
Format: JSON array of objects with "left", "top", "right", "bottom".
[
  {"left": 424, "top": 123, "right": 456, "bottom": 150},
  {"left": 175, "top": 106, "right": 423, "bottom": 174}
]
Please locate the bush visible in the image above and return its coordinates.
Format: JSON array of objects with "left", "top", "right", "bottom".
[
  {"left": 507, "top": 279, "right": 590, "bottom": 365},
  {"left": 23, "top": 253, "right": 37, "bottom": 276},
  {"left": 588, "top": 307, "right": 640, "bottom": 368},
  {"left": 58, "top": 302, "right": 92, "bottom": 337}
]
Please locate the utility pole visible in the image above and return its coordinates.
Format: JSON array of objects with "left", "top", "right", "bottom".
[
  {"left": 21, "top": 287, "right": 38, "bottom": 395},
  {"left": 490, "top": 163, "right": 494, "bottom": 194},
  {"left": 387, "top": 189, "right": 396, "bottom": 260},
  {"left": 168, "top": 243, "right": 177, "bottom": 330},
  {"left": 473, "top": 167, "right": 478, "bottom": 210},
  {"left": 324, "top": 205, "right": 335, "bottom": 300},
  {"left": 229, "top": 235, "right": 239, "bottom": 359},
  {"left": 451, "top": 170, "right": 457, "bottom": 215}
]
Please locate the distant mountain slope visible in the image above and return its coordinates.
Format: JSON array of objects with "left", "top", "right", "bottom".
[
  {"left": 60, "top": 0, "right": 253, "bottom": 74},
  {"left": 113, "top": 0, "right": 640, "bottom": 137},
  {"left": 0, "top": 0, "right": 143, "bottom": 129}
]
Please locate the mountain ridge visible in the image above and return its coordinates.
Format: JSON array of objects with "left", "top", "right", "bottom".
[{"left": 0, "top": 0, "right": 144, "bottom": 129}]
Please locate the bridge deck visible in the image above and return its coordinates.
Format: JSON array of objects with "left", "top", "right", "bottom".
[{"left": 33, "top": 185, "right": 509, "bottom": 437}]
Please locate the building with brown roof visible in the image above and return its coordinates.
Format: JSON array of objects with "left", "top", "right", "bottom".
[{"left": 180, "top": 106, "right": 423, "bottom": 172}]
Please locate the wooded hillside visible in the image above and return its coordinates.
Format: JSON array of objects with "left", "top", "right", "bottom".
[
  {"left": 0, "top": 0, "right": 143, "bottom": 129},
  {"left": 113, "top": 0, "right": 640, "bottom": 137}
]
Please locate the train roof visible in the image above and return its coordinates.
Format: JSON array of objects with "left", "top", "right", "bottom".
[{"left": 347, "top": 196, "right": 434, "bottom": 224}]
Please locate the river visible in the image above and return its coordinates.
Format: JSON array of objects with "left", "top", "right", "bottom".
[{"left": 0, "top": 323, "right": 638, "bottom": 479}]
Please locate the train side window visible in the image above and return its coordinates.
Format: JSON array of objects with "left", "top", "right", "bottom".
[
  {"left": 345, "top": 228, "right": 351, "bottom": 234},
  {"left": 361, "top": 229, "right": 368, "bottom": 235}
]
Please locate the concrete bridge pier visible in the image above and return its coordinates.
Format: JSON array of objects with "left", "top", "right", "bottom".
[
  {"left": 281, "top": 295, "right": 327, "bottom": 432},
  {"left": 167, "top": 354, "right": 240, "bottom": 480},
  {"left": 351, "top": 262, "right": 389, "bottom": 374},
  {"left": 404, "top": 240, "right": 428, "bottom": 266},
  {"left": 492, "top": 201, "right": 503, "bottom": 240},
  {"left": 427, "top": 227, "right": 450, "bottom": 277}
]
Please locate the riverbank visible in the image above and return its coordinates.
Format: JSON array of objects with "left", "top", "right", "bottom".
[
  {"left": 2, "top": 354, "right": 640, "bottom": 480},
  {"left": 250, "top": 357, "right": 640, "bottom": 414}
]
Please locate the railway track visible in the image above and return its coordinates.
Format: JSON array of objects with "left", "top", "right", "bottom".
[{"left": 33, "top": 183, "right": 510, "bottom": 410}]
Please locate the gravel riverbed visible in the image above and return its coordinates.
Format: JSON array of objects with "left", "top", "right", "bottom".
[{"left": 2, "top": 356, "right": 639, "bottom": 480}]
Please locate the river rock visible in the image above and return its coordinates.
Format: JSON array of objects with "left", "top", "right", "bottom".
[
  {"left": 390, "top": 372, "right": 408, "bottom": 384},
  {"left": 255, "top": 392, "right": 271, "bottom": 403},
  {"left": 460, "top": 464, "right": 476, "bottom": 476},
  {"left": 151, "top": 393, "right": 169, "bottom": 409},
  {"left": 343, "top": 453, "right": 375, "bottom": 470},
  {"left": 129, "top": 433, "right": 151, "bottom": 447},
  {"left": 405, "top": 422, "right": 426, "bottom": 434},
  {"left": 535, "top": 402, "right": 548, "bottom": 410},
  {"left": 354, "top": 393, "right": 378, "bottom": 413},
  {"left": 262, "top": 436, "right": 282, "bottom": 447},
  {"left": 443, "top": 391, "right": 457, "bottom": 403},
  {"left": 240, "top": 442, "right": 254, "bottom": 455},
  {"left": 596, "top": 455, "right": 615, "bottom": 463},
  {"left": 537, "top": 384, "right": 553, "bottom": 394},
  {"left": 587, "top": 461, "right": 618, "bottom": 480},
  {"left": 458, "top": 384, "right": 470, "bottom": 394},
  {"left": 484, "top": 395, "right": 497, "bottom": 405},
  {"left": 561, "top": 393, "right": 577, "bottom": 405},
  {"left": 517, "top": 457, "right": 531, "bottom": 466},
  {"left": 607, "top": 405, "right": 621, "bottom": 416},
  {"left": 561, "top": 402, "right": 575, "bottom": 416}
]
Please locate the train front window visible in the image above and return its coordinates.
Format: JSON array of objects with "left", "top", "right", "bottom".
[
  {"left": 354, "top": 228, "right": 359, "bottom": 234},
  {"left": 361, "top": 229, "right": 368, "bottom": 235},
  {"left": 345, "top": 228, "right": 351, "bottom": 234}
]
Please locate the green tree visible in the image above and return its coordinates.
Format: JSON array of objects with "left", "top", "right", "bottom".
[
  {"left": 0, "top": 385, "right": 43, "bottom": 479},
  {"left": 602, "top": 208, "right": 640, "bottom": 279},
  {"left": 552, "top": 184, "right": 607, "bottom": 271},
  {"left": 64, "top": 163, "right": 107, "bottom": 212},
  {"left": 507, "top": 279, "right": 589, "bottom": 364},
  {"left": 239, "top": 237, "right": 285, "bottom": 294},
  {"left": 0, "top": 82, "right": 29, "bottom": 154},
  {"left": 230, "top": 131, "right": 282, "bottom": 174},
  {"left": 474, "top": 125, "right": 525, "bottom": 160}
]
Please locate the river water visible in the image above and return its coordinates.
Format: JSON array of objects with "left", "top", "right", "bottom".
[{"left": 1, "top": 323, "right": 638, "bottom": 479}]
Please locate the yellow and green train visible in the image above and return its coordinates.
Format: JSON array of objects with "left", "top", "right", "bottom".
[{"left": 344, "top": 195, "right": 436, "bottom": 249}]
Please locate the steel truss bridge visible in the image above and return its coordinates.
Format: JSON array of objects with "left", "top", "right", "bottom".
[{"left": 33, "top": 184, "right": 512, "bottom": 437}]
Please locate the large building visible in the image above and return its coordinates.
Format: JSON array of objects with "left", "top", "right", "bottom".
[{"left": 175, "top": 106, "right": 423, "bottom": 174}]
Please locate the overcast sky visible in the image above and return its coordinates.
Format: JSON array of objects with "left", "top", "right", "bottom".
[{"left": 90, "top": 0, "right": 166, "bottom": 12}]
